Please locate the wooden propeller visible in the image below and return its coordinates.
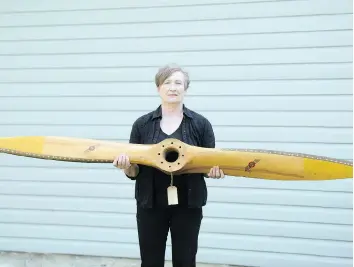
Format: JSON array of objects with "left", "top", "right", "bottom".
[{"left": 0, "top": 136, "right": 352, "bottom": 181}]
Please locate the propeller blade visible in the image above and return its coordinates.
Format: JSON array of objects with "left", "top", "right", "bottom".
[
  {"left": 0, "top": 136, "right": 154, "bottom": 165},
  {"left": 174, "top": 146, "right": 353, "bottom": 181},
  {"left": 0, "top": 136, "right": 352, "bottom": 181}
]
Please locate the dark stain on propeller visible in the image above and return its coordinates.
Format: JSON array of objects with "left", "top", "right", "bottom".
[{"left": 245, "top": 159, "right": 260, "bottom": 172}]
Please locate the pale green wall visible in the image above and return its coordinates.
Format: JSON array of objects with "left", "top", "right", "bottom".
[{"left": 0, "top": 1, "right": 352, "bottom": 266}]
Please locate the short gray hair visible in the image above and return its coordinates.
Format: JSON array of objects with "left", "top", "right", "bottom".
[{"left": 155, "top": 64, "right": 190, "bottom": 89}]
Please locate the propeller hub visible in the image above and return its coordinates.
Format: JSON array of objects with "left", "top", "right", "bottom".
[{"left": 156, "top": 138, "right": 188, "bottom": 173}]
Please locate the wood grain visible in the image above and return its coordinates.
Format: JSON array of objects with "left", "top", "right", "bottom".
[{"left": 0, "top": 136, "right": 352, "bottom": 181}]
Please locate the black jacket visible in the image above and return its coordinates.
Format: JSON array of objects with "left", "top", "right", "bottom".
[{"left": 125, "top": 105, "right": 215, "bottom": 208}]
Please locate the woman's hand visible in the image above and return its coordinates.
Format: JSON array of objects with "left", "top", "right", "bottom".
[
  {"left": 113, "top": 154, "right": 139, "bottom": 178},
  {"left": 113, "top": 153, "right": 131, "bottom": 170},
  {"left": 207, "top": 166, "right": 225, "bottom": 179}
]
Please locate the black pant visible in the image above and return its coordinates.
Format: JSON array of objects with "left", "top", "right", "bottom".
[{"left": 136, "top": 205, "right": 203, "bottom": 267}]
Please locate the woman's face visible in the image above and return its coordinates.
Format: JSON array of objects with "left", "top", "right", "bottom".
[{"left": 157, "top": 71, "right": 187, "bottom": 104}]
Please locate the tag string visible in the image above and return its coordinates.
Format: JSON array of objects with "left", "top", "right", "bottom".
[{"left": 170, "top": 172, "right": 173, "bottom": 186}]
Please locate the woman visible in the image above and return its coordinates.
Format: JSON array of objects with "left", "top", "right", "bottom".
[{"left": 113, "top": 64, "right": 225, "bottom": 267}]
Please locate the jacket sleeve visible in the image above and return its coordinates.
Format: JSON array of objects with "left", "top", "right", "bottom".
[
  {"left": 202, "top": 118, "right": 215, "bottom": 149},
  {"left": 124, "top": 119, "right": 141, "bottom": 180},
  {"left": 202, "top": 118, "right": 215, "bottom": 178},
  {"left": 129, "top": 119, "right": 141, "bottom": 144}
]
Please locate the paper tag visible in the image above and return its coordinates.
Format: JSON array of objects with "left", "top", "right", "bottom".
[{"left": 167, "top": 186, "right": 178, "bottom": 205}]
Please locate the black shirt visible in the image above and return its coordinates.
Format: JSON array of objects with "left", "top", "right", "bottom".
[
  {"left": 153, "top": 120, "right": 188, "bottom": 207},
  {"left": 125, "top": 104, "right": 215, "bottom": 209}
]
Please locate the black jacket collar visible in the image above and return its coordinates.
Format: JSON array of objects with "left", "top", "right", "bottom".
[{"left": 152, "top": 104, "right": 194, "bottom": 120}]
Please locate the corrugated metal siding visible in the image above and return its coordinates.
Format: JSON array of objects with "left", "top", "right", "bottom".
[{"left": 0, "top": 1, "right": 352, "bottom": 267}]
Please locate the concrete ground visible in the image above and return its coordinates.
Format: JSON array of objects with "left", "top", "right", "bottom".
[{"left": 0, "top": 252, "right": 233, "bottom": 267}]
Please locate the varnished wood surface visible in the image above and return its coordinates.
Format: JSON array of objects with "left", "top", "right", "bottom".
[{"left": 0, "top": 136, "right": 352, "bottom": 181}]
